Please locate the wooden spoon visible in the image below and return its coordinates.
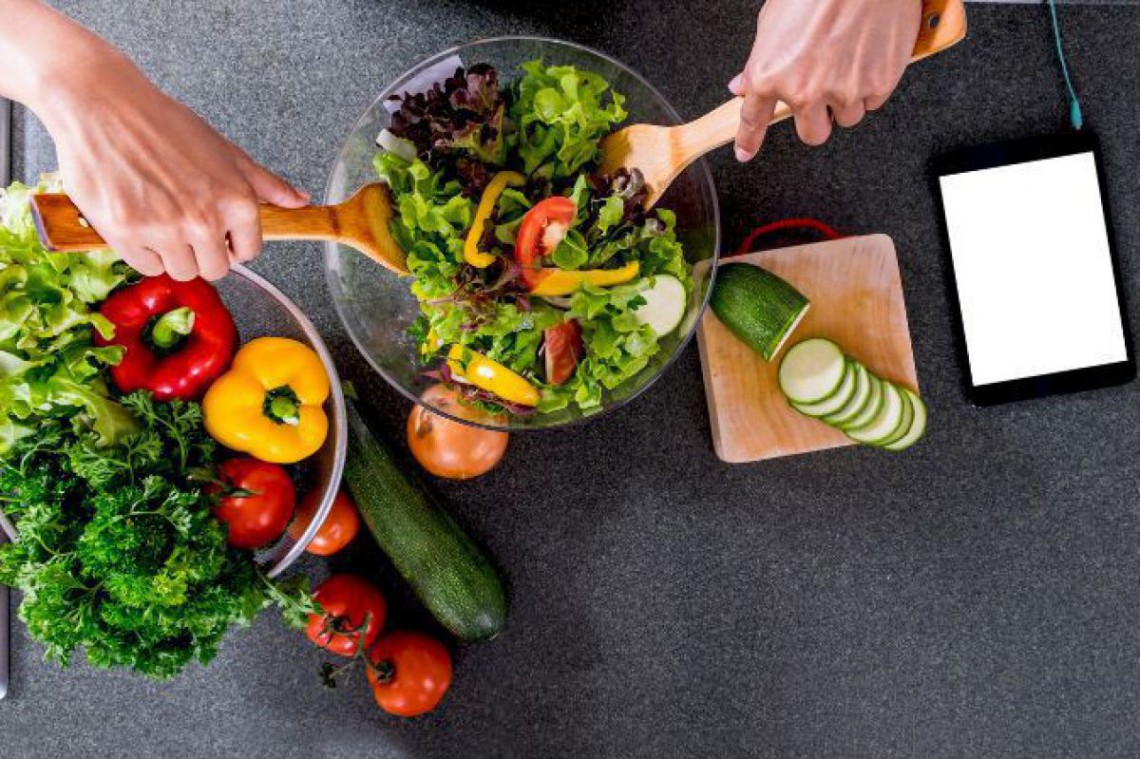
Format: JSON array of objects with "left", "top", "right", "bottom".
[
  {"left": 599, "top": 0, "right": 968, "bottom": 208},
  {"left": 29, "top": 182, "right": 409, "bottom": 275}
]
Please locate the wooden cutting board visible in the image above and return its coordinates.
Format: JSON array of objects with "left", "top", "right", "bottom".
[{"left": 696, "top": 234, "right": 919, "bottom": 463}]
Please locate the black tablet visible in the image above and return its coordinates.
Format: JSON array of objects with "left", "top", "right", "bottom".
[{"left": 932, "top": 132, "right": 1134, "bottom": 405}]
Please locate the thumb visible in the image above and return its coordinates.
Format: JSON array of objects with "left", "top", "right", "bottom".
[{"left": 237, "top": 153, "right": 310, "bottom": 208}]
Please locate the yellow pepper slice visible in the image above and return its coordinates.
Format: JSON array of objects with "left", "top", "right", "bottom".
[
  {"left": 447, "top": 345, "right": 540, "bottom": 407},
  {"left": 464, "top": 171, "right": 526, "bottom": 268},
  {"left": 529, "top": 261, "right": 641, "bottom": 297},
  {"left": 203, "top": 337, "right": 331, "bottom": 464}
]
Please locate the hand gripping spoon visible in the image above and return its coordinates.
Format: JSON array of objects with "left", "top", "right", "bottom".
[
  {"left": 29, "top": 182, "right": 409, "bottom": 275},
  {"left": 599, "top": 0, "right": 968, "bottom": 208}
]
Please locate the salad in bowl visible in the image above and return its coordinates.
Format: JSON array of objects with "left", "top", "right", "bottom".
[
  {"left": 377, "top": 61, "right": 691, "bottom": 416},
  {"left": 325, "top": 38, "right": 719, "bottom": 429}
]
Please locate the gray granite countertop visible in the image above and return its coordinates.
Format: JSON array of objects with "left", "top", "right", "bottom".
[{"left": 7, "top": 2, "right": 1140, "bottom": 757}]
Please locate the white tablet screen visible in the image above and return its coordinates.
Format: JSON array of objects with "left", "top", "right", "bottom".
[{"left": 939, "top": 152, "right": 1127, "bottom": 386}]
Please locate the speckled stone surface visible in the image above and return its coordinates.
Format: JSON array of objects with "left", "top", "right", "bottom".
[{"left": 8, "top": 2, "right": 1140, "bottom": 757}]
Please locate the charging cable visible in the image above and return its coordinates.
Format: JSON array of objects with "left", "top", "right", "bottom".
[{"left": 1048, "top": 0, "right": 1084, "bottom": 130}]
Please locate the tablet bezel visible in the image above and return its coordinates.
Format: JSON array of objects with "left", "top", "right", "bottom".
[{"left": 931, "top": 131, "right": 1135, "bottom": 406}]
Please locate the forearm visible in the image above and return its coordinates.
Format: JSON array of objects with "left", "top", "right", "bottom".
[{"left": 0, "top": 0, "right": 128, "bottom": 122}]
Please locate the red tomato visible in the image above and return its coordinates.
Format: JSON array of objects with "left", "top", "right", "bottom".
[
  {"left": 407, "top": 385, "right": 509, "bottom": 480},
  {"left": 212, "top": 458, "right": 296, "bottom": 550},
  {"left": 286, "top": 489, "right": 361, "bottom": 556},
  {"left": 367, "top": 631, "right": 453, "bottom": 717},
  {"left": 543, "top": 320, "right": 583, "bottom": 386},
  {"left": 306, "top": 574, "right": 387, "bottom": 657},
  {"left": 514, "top": 196, "right": 576, "bottom": 289}
]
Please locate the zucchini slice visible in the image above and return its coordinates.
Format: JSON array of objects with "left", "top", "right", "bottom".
[
  {"left": 846, "top": 381, "right": 905, "bottom": 444},
  {"left": 635, "top": 275, "right": 687, "bottom": 336},
  {"left": 778, "top": 338, "right": 846, "bottom": 404},
  {"left": 839, "top": 374, "right": 884, "bottom": 432},
  {"left": 822, "top": 362, "right": 871, "bottom": 426},
  {"left": 793, "top": 360, "right": 857, "bottom": 418},
  {"left": 874, "top": 384, "right": 915, "bottom": 448},
  {"left": 884, "top": 389, "right": 928, "bottom": 452}
]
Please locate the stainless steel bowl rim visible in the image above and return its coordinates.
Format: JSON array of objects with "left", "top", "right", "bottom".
[{"left": 323, "top": 36, "right": 721, "bottom": 433}]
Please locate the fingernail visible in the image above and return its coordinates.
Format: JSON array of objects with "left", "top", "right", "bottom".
[
  {"left": 728, "top": 74, "right": 743, "bottom": 95},
  {"left": 735, "top": 145, "right": 755, "bottom": 163}
]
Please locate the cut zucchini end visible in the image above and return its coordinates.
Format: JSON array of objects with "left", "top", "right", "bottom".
[
  {"left": 711, "top": 263, "right": 810, "bottom": 363},
  {"left": 764, "top": 302, "right": 811, "bottom": 361}
]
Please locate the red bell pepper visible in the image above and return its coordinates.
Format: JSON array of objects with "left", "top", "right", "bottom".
[
  {"left": 96, "top": 275, "right": 238, "bottom": 401},
  {"left": 514, "top": 196, "right": 577, "bottom": 289}
]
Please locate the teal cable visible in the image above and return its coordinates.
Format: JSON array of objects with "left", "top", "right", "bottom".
[{"left": 1048, "top": 0, "right": 1084, "bottom": 130}]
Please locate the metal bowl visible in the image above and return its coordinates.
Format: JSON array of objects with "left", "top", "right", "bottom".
[
  {"left": 323, "top": 37, "right": 720, "bottom": 431},
  {"left": 218, "top": 265, "right": 347, "bottom": 578}
]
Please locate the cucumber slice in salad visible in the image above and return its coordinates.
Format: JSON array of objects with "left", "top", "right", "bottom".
[
  {"left": 778, "top": 338, "right": 846, "bottom": 404},
  {"left": 634, "top": 276, "right": 687, "bottom": 337},
  {"left": 778, "top": 338, "right": 928, "bottom": 452}
]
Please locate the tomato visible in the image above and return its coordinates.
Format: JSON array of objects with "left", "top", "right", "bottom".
[
  {"left": 212, "top": 458, "right": 296, "bottom": 550},
  {"left": 306, "top": 574, "right": 387, "bottom": 657},
  {"left": 514, "top": 196, "right": 576, "bottom": 289},
  {"left": 543, "top": 320, "right": 583, "bottom": 386},
  {"left": 407, "top": 384, "right": 509, "bottom": 480},
  {"left": 286, "top": 489, "right": 360, "bottom": 556},
  {"left": 367, "top": 631, "right": 453, "bottom": 717}
]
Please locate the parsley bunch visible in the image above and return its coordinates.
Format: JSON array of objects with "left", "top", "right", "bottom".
[{"left": 0, "top": 392, "right": 311, "bottom": 680}]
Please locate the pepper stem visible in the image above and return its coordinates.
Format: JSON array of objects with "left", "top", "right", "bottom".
[
  {"left": 150, "top": 307, "right": 195, "bottom": 349},
  {"left": 264, "top": 386, "right": 301, "bottom": 426}
]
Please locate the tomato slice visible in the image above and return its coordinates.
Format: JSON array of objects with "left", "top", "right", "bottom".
[
  {"left": 514, "top": 196, "right": 577, "bottom": 289},
  {"left": 543, "top": 320, "right": 584, "bottom": 386}
]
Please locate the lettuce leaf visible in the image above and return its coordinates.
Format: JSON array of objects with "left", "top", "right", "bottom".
[
  {"left": 0, "top": 176, "right": 133, "bottom": 453},
  {"left": 510, "top": 61, "right": 627, "bottom": 180}
]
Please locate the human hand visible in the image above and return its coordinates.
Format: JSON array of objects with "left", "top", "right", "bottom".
[
  {"left": 730, "top": 0, "right": 922, "bottom": 161},
  {"left": 38, "top": 47, "right": 308, "bottom": 280}
]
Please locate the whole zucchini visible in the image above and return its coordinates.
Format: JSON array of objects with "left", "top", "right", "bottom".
[{"left": 342, "top": 395, "right": 507, "bottom": 642}]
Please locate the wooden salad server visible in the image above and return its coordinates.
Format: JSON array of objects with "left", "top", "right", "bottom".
[
  {"left": 599, "top": 0, "right": 968, "bottom": 208},
  {"left": 29, "top": 182, "right": 410, "bottom": 275}
]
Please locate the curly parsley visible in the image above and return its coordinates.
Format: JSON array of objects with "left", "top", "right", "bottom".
[{"left": 0, "top": 392, "right": 313, "bottom": 680}]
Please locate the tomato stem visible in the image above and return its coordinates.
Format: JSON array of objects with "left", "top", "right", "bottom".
[{"left": 371, "top": 658, "right": 395, "bottom": 685}]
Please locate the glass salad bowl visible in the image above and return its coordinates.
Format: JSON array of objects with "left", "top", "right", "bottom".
[
  {"left": 324, "top": 37, "right": 720, "bottom": 430},
  {"left": 217, "top": 265, "right": 347, "bottom": 577}
]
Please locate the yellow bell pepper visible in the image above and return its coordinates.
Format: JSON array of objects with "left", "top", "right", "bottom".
[
  {"left": 447, "top": 345, "right": 540, "bottom": 407},
  {"left": 203, "top": 337, "right": 331, "bottom": 464},
  {"left": 464, "top": 171, "right": 526, "bottom": 268},
  {"left": 529, "top": 261, "right": 640, "bottom": 297}
]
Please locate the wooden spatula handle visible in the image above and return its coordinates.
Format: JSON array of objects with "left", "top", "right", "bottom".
[
  {"left": 29, "top": 193, "right": 341, "bottom": 252},
  {"left": 678, "top": 0, "right": 966, "bottom": 158}
]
